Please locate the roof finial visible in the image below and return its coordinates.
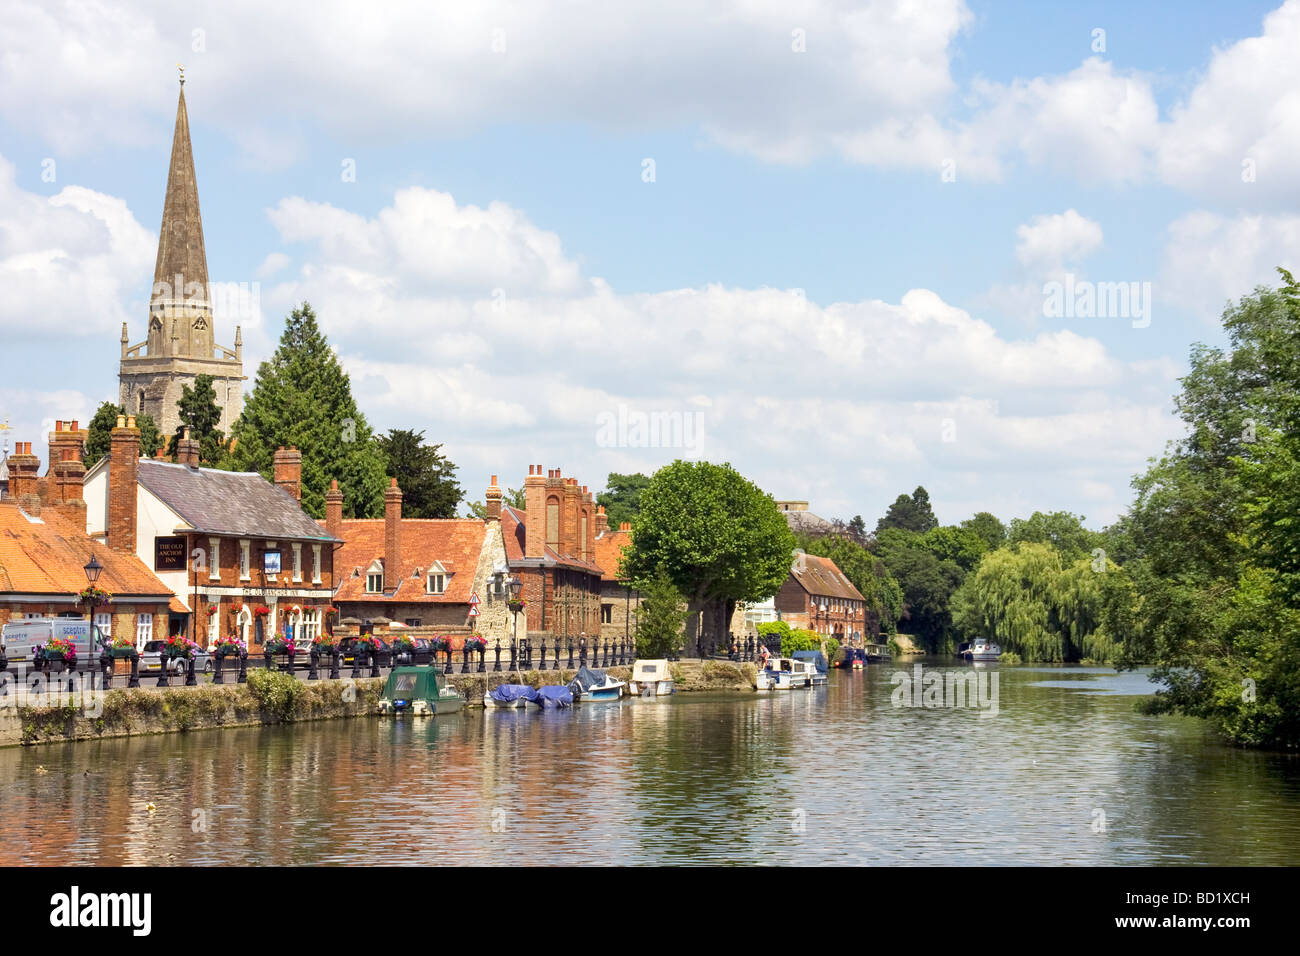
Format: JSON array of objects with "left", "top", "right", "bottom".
[{"left": 177, "top": 63, "right": 185, "bottom": 87}]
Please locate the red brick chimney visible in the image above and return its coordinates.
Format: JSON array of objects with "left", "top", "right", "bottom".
[
  {"left": 485, "top": 474, "right": 502, "bottom": 522},
  {"left": 384, "top": 477, "right": 402, "bottom": 576},
  {"left": 47, "top": 419, "right": 87, "bottom": 477},
  {"left": 595, "top": 504, "right": 608, "bottom": 536},
  {"left": 108, "top": 415, "right": 140, "bottom": 552},
  {"left": 619, "top": 522, "right": 632, "bottom": 532},
  {"left": 273, "top": 446, "right": 302, "bottom": 500},
  {"left": 524, "top": 464, "right": 545, "bottom": 558},
  {"left": 54, "top": 450, "right": 87, "bottom": 518},
  {"left": 6, "top": 442, "right": 40, "bottom": 501},
  {"left": 176, "top": 428, "right": 201, "bottom": 468},
  {"left": 325, "top": 479, "right": 344, "bottom": 538}
]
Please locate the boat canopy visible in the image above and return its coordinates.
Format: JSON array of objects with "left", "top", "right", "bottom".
[
  {"left": 792, "top": 650, "right": 828, "bottom": 673},
  {"left": 382, "top": 666, "right": 444, "bottom": 702},
  {"left": 633, "top": 659, "right": 670, "bottom": 680},
  {"left": 536, "top": 685, "right": 574, "bottom": 708},
  {"left": 490, "top": 683, "right": 540, "bottom": 703},
  {"left": 568, "top": 666, "right": 608, "bottom": 694}
]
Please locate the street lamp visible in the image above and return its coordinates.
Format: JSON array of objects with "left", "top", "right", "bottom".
[
  {"left": 83, "top": 554, "right": 104, "bottom": 673},
  {"left": 509, "top": 575, "right": 523, "bottom": 671}
]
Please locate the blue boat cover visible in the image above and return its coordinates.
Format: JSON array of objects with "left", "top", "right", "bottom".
[
  {"left": 536, "top": 685, "right": 573, "bottom": 708},
  {"left": 490, "top": 683, "right": 540, "bottom": 703},
  {"left": 567, "top": 666, "right": 608, "bottom": 696},
  {"left": 792, "top": 650, "right": 828, "bottom": 673}
]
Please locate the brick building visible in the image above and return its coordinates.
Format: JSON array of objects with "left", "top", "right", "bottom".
[
  {"left": 773, "top": 551, "right": 868, "bottom": 645},
  {"left": 499, "top": 466, "right": 604, "bottom": 650},
  {"left": 592, "top": 510, "right": 639, "bottom": 646},
  {"left": 325, "top": 476, "right": 511, "bottom": 646},
  {"left": 81, "top": 416, "right": 337, "bottom": 648},
  {"left": 0, "top": 444, "right": 176, "bottom": 645}
]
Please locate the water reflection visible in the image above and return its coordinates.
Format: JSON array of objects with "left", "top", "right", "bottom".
[{"left": 1, "top": 662, "right": 1297, "bottom": 866}]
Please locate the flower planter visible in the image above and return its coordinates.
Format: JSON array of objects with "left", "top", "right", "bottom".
[{"left": 109, "top": 647, "right": 135, "bottom": 659}]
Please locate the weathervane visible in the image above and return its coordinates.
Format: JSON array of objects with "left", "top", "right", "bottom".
[{"left": 178, "top": 63, "right": 185, "bottom": 86}]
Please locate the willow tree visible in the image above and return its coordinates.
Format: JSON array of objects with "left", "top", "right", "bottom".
[{"left": 621, "top": 460, "right": 794, "bottom": 656}]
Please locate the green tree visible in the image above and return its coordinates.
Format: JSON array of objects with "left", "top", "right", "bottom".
[
  {"left": 596, "top": 472, "right": 651, "bottom": 529},
  {"left": 919, "top": 525, "right": 990, "bottom": 573},
  {"left": 878, "top": 545, "right": 964, "bottom": 652},
  {"left": 1008, "top": 511, "right": 1105, "bottom": 563},
  {"left": 633, "top": 569, "right": 687, "bottom": 658},
  {"left": 83, "top": 402, "right": 164, "bottom": 466},
  {"left": 463, "top": 486, "right": 525, "bottom": 519},
  {"left": 796, "top": 532, "right": 903, "bottom": 636},
  {"left": 960, "top": 512, "right": 1007, "bottom": 552},
  {"left": 1118, "top": 269, "right": 1300, "bottom": 746},
  {"left": 167, "top": 374, "right": 226, "bottom": 465},
  {"left": 227, "top": 303, "right": 387, "bottom": 519},
  {"left": 621, "top": 460, "right": 795, "bottom": 654},
  {"left": 375, "top": 428, "right": 463, "bottom": 518},
  {"left": 876, "top": 486, "right": 939, "bottom": 534}
]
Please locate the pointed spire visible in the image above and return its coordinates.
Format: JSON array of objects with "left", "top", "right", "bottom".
[{"left": 153, "top": 76, "right": 209, "bottom": 321}]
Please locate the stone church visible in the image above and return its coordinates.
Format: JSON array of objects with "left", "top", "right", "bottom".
[{"left": 119, "top": 76, "right": 244, "bottom": 442}]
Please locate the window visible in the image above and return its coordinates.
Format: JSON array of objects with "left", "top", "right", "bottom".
[
  {"left": 367, "top": 569, "right": 383, "bottom": 593},
  {"left": 405, "top": 618, "right": 421, "bottom": 627},
  {"left": 299, "top": 607, "right": 320, "bottom": 644},
  {"left": 601, "top": 603, "right": 613, "bottom": 624},
  {"left": 547, "top": 500, "right": 559, "bottom": 548},
  {"left": 94, "top": 612, "right": 112, "bottom": 646},
  {"left": 292, "top": 543, "right": 303, "bottom": 583},
  {"left": 209, "top": 537, "right": 221, "bottom": 580},
  {"left": 239, "top": 539, "right": 251, "bottom": 580},
  {"left": 426, "top": 573, "right": 446, "bottom": 595},
  {"left": 581, "top": 515, "right": 588, "bottom": 559},
  {"left": 208, "top": 605, "right": 219, "bottom": 643},
  {"left": 136, "top": 613, "right": 153, "bottom": 650},
  {"left": 312, "top": 544, "right": 323, "bottom": 584}
]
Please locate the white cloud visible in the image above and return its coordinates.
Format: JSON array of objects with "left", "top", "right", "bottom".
[
  {"left": 1015, "top": 210, "right": 1104, "bottom": 271},
  {"left": 1161, "top": 211, "right": 1300, "bottom": 322}
]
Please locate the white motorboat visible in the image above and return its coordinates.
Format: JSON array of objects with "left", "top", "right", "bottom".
[
  {"left": 628, "top": 659, "right": 676, "bottom": 697},
  {"left": 960, "top": 638, "right": 1001, "bottom": 662}
]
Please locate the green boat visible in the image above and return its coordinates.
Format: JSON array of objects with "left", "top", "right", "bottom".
[{"left": 378, "top": 666, "right": 466, "bottom": 716}]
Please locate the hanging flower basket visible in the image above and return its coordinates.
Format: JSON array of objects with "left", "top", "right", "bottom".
[
  {"left": 44, "top": 637, "right": 77, "bottom": 663},
  {"left": 162, "top": 636, "right": 196, "bottom": 660},
  {"left": 264, "top": 638, "right": 296, "bottom": 655},
  {"left": 465, "top": 635, "right": 487, "bottom": 652},
  {"left": 313, "top": 635, "right": 338, "bottom": 651},
  {"left": 429, "top": 636, "right": 450, "bottom": 653},
  {"left": 253, "top": 605, "right": 271, "bottom": 618},
  {"left": 507, "top": 597, "right": 527, "bottom": 614},
  {"left": 77, "top": 585, "right": 113, "bottom": 607},
  {"left": 205, "top": 605, "right": 219, "bottom": 617},
  {"left": 229, "top": 602, "right": 244, "bottom": 620},
  {"left": 352, "top": 634, "right": 380, "bottom": 651},
  {"left": 214, "top": 638, "right": 245, "bottom": 656},
  {"left": 390, "top": 635, "right": 415, "bottom": 651}
]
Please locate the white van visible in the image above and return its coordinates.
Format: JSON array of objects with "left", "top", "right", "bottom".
[{"left": 0, "top": 618, "right": 101, "bottom": 664}]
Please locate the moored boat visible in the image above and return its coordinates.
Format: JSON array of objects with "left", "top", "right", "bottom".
[
  {"left": 961, "top": 638, "right": 1001, "bottom": 662},
  {"left": 379, "top": 666, "right": 465, "bottom": 716},
  {"left": 791, "top": 650, "right": 828, "bottom": 685},
  {"left": 534, "top": 685, "right": 574, "bottom": 708},
  {"left": 567, "top": 666, "right": 626, "bottom": 701},
  {"left": 628, "top": 659, "right": 676, "bottom": 697},
  {"left": 485, "top": 683, "right": 540, "bottom": 708}
]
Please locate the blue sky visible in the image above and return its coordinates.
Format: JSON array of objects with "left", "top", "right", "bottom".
[{"left": 2, "top": 0, "right": 1297, "bottom": 527}]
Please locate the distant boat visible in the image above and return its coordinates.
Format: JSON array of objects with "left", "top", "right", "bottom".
[
  {"left": 567, "top": 666, "right": 626, "bottom": 702},
  {"left": 791, "top": 650, "right": 828, "bottom": 685},
  {"left": 628, "top": 659, "right": 675, "bottom": 697},
  {"left": 959, "top": 638, "right": 1001, "bottom": 662},
  {"left": 835, "top": 646, "right": 866, "bottom": 669},
  {"left": 379, "top": 666, "right": 465, "bottom": 716},
  {"left": 485, "top": 683, "right": 540, "bottom": 708},
  {"left": 755, "top": 658, "right": 809, "bottom": 691}
]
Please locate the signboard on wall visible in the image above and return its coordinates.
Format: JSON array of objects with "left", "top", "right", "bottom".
[{"left": 155, "top": 536, "right": 188, "bottom": 572}]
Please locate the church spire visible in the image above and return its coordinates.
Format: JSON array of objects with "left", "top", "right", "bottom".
[{"left": 151, "top": 71, "right": 210, "bottom": 346}]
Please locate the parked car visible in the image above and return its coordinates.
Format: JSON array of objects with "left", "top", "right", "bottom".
[{"left": 139, "top": 640, "right": 213, "bottom": 675}]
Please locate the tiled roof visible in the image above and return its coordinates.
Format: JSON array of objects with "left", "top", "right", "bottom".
[
  {"left": 330, "top": 518, "right": 491, "bottom": 605},
  {"left": 790, "top": 553, "right": 866, "bottom": 602},
  {"left": 0, "top": 501, "right": 174, "bottom": 599},
  {"left": 783, "top": 510, "right": 834, "bottom": 534},
  {"left": 593, "top": 529, "right": 632, "bottom": 583},
  {"left": 499, "top": 506, "right": 605, "bottom": 575},
  {"left": 136, "top": 459, "right": 336, "bottom": 542}
]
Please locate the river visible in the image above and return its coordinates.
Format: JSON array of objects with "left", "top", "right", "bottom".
[{"left": 2, "top": 661, "right": 1298, "bottom": 865}]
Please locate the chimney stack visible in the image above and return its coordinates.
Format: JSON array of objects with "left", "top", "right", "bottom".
[
  {"left": 325, "top": 479, "right": 344, "bottom": 539},
  {"left": 524, "top": 464, "right": 546, "bottom": 558},
  {"left": 384, "top": 477, "right": 402, "bottom": 576},
  {"left": 6, "top": 442, "right": 40, "bottom": 501},
  {"left": 176, "top": 427, "right": 201, "bottom": 468},
  {"left": 47, "top": 419, "right": 87, "bottom": 479},
  {"left": 108, "top": 415, "right": 140, "bottom": 552},
  {"left": 595, "top": 505, "right": 608, "bottom": 536},
  {"left": 485, "top": 474, "right": 502, "bottom": 522},
  {"left": 273, "top": 446, "right": 302, "bottom": 500},
  {"left": 619, "top": 522, "right": 632, "bottom": 532}
]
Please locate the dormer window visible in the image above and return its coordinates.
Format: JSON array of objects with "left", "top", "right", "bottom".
[
  {"left": 365, "top": 559, "right": 384, "bottom": 593},
  {"left": 426, "top": 561, "right": 447, "bottom": 595}
]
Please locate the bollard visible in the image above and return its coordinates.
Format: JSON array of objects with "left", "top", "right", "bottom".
[
  {"left": 308, "top": 647, "right": 320, "bottom": 681},
  {"left": 567, "top": 641, "right": 575, "bottom": 669},
  {"left": 493, "top": 644, "right": 502, "bottom": 672},
  {"left": 329, "top": 648, "right": 341, "bottom": 680},
  {"left": 213, "top": 650, "right": 224, "bottom": 684},
  {"left": 185, "top": 656, "right": 197, "bottom": 687},
  {"left": 538, "top": 640, "right": 547, "bottom": 672},
  {"left": 351, "top": 647, "right": 363, "bottom": 680},
  {"left": 128, "top": 651, "right": 141, "bottom": 688},
  {"left": 461, "top": 647, "right": 470, "bottom": 674},
  {"left": 157, "top": 653, "right": 171, "bottom": 688},
  {"left": 553, "top": 643, "right": 561, "bottom": 671},
  {"left": 477, "top": 646, "right": 486, "bottom": 673},
  {"left": 370, "top": 648, "right": 381, "bottom": 679},
  {"left": 237, "top": 650, "right": 248, "bottom": 684}
]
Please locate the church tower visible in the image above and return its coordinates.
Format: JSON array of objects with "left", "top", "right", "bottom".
[{"left": 119, "top": 71, "right": 245, "bottom": 445}]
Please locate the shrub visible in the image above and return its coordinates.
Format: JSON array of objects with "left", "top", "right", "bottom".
[{"left": 245, "top": 668, "right": 306, "bottom": 722}]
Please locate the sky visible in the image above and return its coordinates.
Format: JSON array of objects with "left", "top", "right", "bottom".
[{"left": 1, "top": 0, "right": 1297, "bottom": 527}]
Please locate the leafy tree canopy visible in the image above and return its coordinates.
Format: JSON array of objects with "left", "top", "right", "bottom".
[
  {"left": 167, "top": 374, "right": 226, "bottom": 465},
  {"left": 633, "top": 569, "right": 688, "bottom": 658},
  {"left": 596, "top": 472, "right": 651, "bottom": 529},
  {"left": 376, "top": 428, "right": 463, "bottom": 518},
  {"left": 83, "top": 402, "right": 164, "bottom": 466},
  {"left": 876, "top": 485, "right": 939, "bottom": 534},
  {"left": 1007, "top": 511, "right": 1105, "bottom": 563},
  {"left": 227, "top": 302, "right": 388, "bottom": 519}
]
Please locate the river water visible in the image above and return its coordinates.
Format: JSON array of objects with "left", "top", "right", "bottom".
[{"left": 2, "top": 661, "right": 1298, "bottom": 866}]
